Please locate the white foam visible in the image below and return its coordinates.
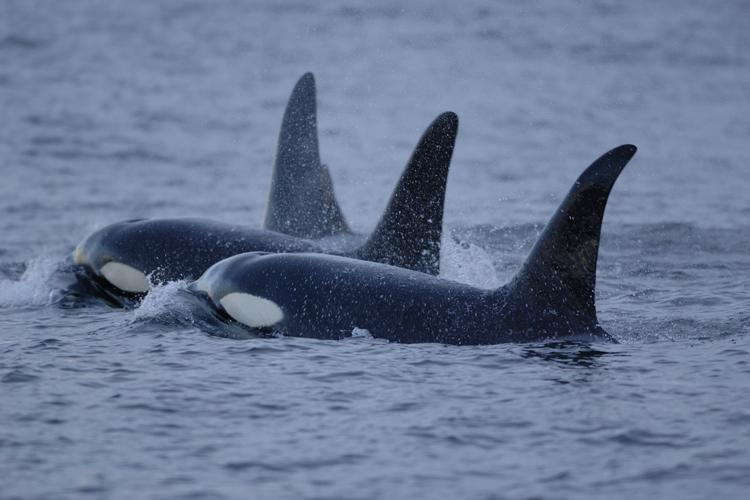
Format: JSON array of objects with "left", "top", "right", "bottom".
[
  {"left": 0, "top": 257, "right": 61, "bottom": 308},
  {"left": 440, "top": 234, "right": 501, "bottom": 289},
  {"left": 219, "top": 292, "right": 284, "bottom": 328},
  {"left": 131, "top": 280, "right": 189, "bottom": 322},
  {"left": 351, "top": 327, "right": 373, "bottom": 339}
]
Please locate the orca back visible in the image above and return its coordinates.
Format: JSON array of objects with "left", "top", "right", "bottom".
[{"left": 503, "top": 145, "right": 638, "bottom": 336}]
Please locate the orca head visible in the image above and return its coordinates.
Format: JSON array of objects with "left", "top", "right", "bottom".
[
  {"left": 192, "top": 252, "right": 286, "bottom": 330},
  {"left": 75, "top": 218, "right": 225, "bottom": 294},
  {"left": 74, "top": 219, "right": 153, "bottom": 294},
  {"left": 74, "top": 217, "right": 317, "bottom": 299},
  {"left": 76, "top": 217, "right": 259, "bottom": 295}
]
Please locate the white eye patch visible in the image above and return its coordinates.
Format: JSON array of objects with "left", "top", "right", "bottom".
[
  {"left": 100, "top": 262, "right": 150, "bottom": 293},
  {"left": 219, "top": 293, "right": 284, "bottom": 329}
]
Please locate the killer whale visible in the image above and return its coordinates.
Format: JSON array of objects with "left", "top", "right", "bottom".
[
  {"left": 263, "top": 73, "right": 349, "bottom": 239},
  {"left": 192, "top": 145, "right": 638, "bottom": 344},
  {"left": 74, "top": 73, "right": 459, "bottom": 296}
]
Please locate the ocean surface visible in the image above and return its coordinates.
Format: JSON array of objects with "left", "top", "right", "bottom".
[{"left": 2, "top": 0, "right": 750, "bottom": 498}]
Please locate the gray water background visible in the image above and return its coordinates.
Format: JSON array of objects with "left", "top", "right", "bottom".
[{"left": 1, "top": 0, "right": 750, "bottom": 498}]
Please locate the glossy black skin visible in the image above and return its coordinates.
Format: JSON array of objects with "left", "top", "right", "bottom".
[
  {"left": 193, "top": 145, "right": 638, "bottom": 345},
  {"left": 72, "top": 68, "right": 459, "bottom": 298},
  {"left": 75, "top": 111, "right": 459, "bottom": 296},
  {"left": 74, "top": 217, "right": 325, "bottom": 286},
  {"left": 194, "top": 252, "right": 608, "bottom": 345}
]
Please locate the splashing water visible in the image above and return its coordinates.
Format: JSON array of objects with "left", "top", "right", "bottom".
[
  {"left": 440, "top": 231, "right": 501, "bottom": 289},
  {"left": 351, "top": 327, "right": 373, "bottom": 338},
  {"left": 0, "top": 257, "right": 62, "bottom": 307},
  {"left": 130, "top": 280, "right": 191, "bottom": 323},
  {"left": 2, "top": 1, "right": 750, "bottom": 498}
]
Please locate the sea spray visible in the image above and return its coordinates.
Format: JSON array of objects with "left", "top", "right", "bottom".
[
  {"left": 0, "top": 257, "right": 62, "bottom": 307},
  {"left": 130, "top": 280, "right": 191, "bottom": 323},
  {"left": 440, "top": 231, "right": 501, "bottom": 289}
]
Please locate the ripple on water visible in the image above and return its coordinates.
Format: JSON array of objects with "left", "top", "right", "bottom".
[
  {"left": 1, "top": 369, "right": 39, "bottom": 384},
  {"left": 1, "top": 1, "right": 749, "bottom": 499},
  {"left": 0, "top": 35, "right": 46, "bottom": 51},
  {"left": 28, "top": 338, "right": 63, "bottom": 350},
  {"left": 607, "top": 429, "right": 703, "bottom": 449}
]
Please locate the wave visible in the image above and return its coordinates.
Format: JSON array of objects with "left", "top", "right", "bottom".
[
  {"left": 130, "top": 280, "right": 191, "bottom": 323},
  {"left": 0, "top": 257, "right": 62, "bottom": 308}
]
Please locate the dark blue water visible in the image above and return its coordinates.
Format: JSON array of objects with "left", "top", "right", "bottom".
[{"left": 2, "top": 1, "right": 750, "bottom": 498}]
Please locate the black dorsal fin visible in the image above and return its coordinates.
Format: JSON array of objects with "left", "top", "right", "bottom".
[
  {"left": 318, "top": 163, "right": 350, "bottom": 235},
  {"left": 357, "top": 112, "right": 459, "bottom": 275},
  {"left": 507, "top": 145, "right": 637, "bottom": 326},
  {"left": 263, "top": 73, "right": 350, "bottom": 239}
]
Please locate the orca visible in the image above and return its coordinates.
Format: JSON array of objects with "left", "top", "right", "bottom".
[
  {"left": 74, "top": 73, "right": 459, "bottom": 298},
  {"left": 263, "top": 73, "right": 350, "bottom": 239},
  {"left": 192, "top": 145, "right": 638, "bottom": 344}
]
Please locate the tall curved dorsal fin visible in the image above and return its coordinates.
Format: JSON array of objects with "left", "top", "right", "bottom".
[
  {"left": 507, "top": 145, "right": 638, "bottom": 325},
  {"left": 263, "top": 73, "right": 350, "bottom": 239},
  {"left": 357, "top": 112, "right": 459, "bottom": 275}
]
